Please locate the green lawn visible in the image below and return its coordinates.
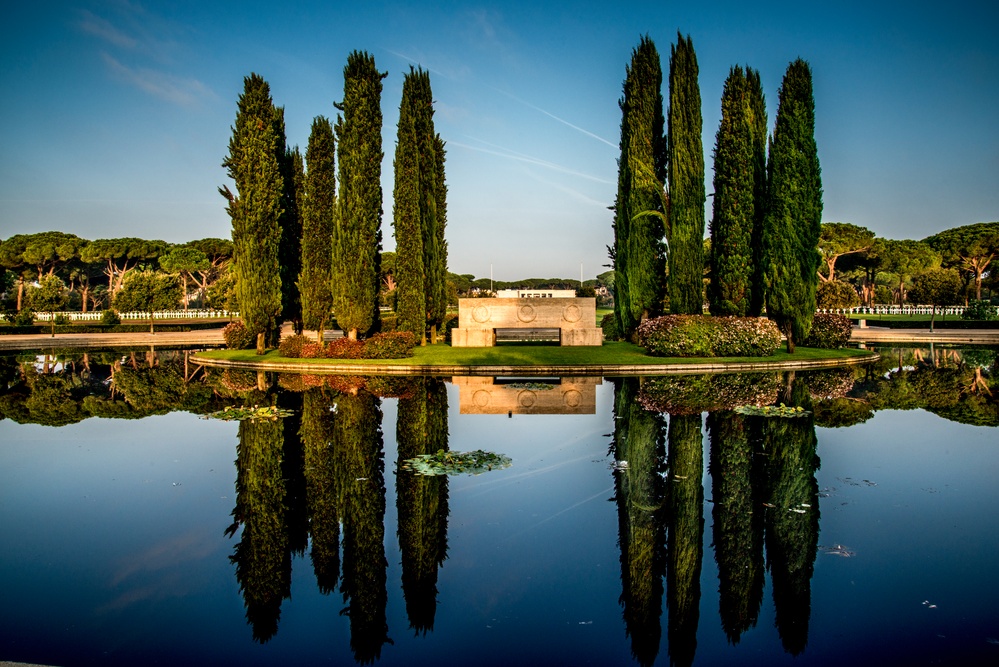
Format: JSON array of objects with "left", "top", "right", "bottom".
[{"left": 197, "top": 340, "right": 873, "bottom": 368}]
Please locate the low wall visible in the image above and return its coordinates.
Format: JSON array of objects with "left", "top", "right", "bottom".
[{"left": 451, "top": 297, "right": 603, "bottom": 347}]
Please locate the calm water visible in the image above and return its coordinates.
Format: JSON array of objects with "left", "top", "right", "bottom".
[{"left": 1, "top": 347, "right": 998, "bottom": 666}]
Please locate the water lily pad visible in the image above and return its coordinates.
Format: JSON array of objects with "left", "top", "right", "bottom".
[
  {"left": 400, "top": 449, "right": 512, "bottom": 477},
  {"left": 734, "top": 403, "right": 811, "bottom": 418},
  {"left": 203, "top": 405, "right": 295, "bottom": 422}
]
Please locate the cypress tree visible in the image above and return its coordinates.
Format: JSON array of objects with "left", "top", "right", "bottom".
[
  {"left": 762, "top": 60, "right": 823, "bottom": 352},
  {"left": 221, "top": 73, "right": 284, "bottom": 354},
  {"left": 393, "top": 69, "right": 427, "bottom": 341},
  {"left": 746, "top": 70, "right": 769, "bottom": 316},
  {"left": 334, "top": 51, "right": 386, "bottom": 340},
  {"left": 275, "top": 111, "right": 303, "bottom": 332},
  {"left": 300, "top": 116, "right": 337, "bottom": 341},
  {"left": 394, "top": 68, "right": 448, "bottom": 344},
  {"left": 666, "top": 413, "right": 704, "bottom": 667},
  {"left": 431, "top": 133, "right": 449, "bottom": 337},
  {"left": 418, "top": 73, "right": 447, "bottom": 343},
  {"left": 613, "top": 36, "right": 667, "bottom": 339},
  {"left": 667, "top": 33, "right": 705, "bottom": 315},
  {"left": 709, "top": 66, "right": 765, "bottom": 316}
]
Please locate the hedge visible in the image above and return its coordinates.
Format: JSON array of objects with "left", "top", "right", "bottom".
[{"left": 636, "top": 315, "right": 781, "bottom": 357}]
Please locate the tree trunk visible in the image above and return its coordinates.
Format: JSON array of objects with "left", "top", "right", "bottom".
[
  {"left": 430, "top": 324, "right": 437, "bottom": 345},
  {"left": 256, "top": 332, "right": 266, "bottom": 355},
  {"left": 929, "top": 305, "right": 936, "bottom": 332},
  {"left": 348, "top": 328, "right": 358, "bottom": 341},
  {"left": 149, "top": 313, "right": 155, "bottom": 334},
  {"left": 81, "top": 283, "right": 89, "bottom": 313},
  {"left": 16, "top": 278, "right": 24, "bottom": 311}
]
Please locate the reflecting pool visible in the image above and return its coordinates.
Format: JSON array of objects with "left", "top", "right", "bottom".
[{"left": 1, "top": 347, "right": 998, "bottom": 666}]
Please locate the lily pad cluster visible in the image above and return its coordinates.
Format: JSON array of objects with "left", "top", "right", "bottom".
[
  {"left": 400, "top": 449, "right": 512, "bottom": 476},
  {"left": 734, "top": 403, "right": 811, "bottom": 418},
  {"left": 203, "top": 405, "right": 295, "bottom": 422}
]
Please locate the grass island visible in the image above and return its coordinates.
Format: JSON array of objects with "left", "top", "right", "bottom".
[{"left": 193, "top": 340, "right": 877, "bottom": 376}]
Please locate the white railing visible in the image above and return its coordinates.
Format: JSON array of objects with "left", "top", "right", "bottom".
[
  {"left": 817, "top": 305, "right": 967, "bottom": 316},
  {"left": 34, "top": 309, "right": 237, "bottom": 321}
]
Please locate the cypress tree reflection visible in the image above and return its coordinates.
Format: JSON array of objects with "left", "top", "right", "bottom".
[
  {"left": 665, "top": 413, "right": 704, "bottom": 667},
  {"left": 229, "top": 417, "right": 291, "bottom": 643},
  {"left": 396, "top": 377, "right": 450, "bottom": 635},
  {"left": 335, "top": 388, "right": 391, "bottom": 663},
  {"left": 760, "top": 373, "right": 820, "bottom": 655},
  {"left": 707, "top": 410, "right": 764, "bottom": 643},
  {"left": 301, "top": 387, "right": 340, "bottom": 594},
  {"left": 279, "top": 390, "right": 309, "bottom": 556},
  {"left": 611, "top": 378, "right": 666, "bottom": 667}
]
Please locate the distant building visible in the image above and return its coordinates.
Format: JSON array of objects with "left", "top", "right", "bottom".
[{"left": 495, "top": 289, "right": 577, "bottom": 299}]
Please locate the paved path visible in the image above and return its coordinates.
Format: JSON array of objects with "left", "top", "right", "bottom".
[
  {"left": 851, "top": 325, "right": 999, "bottom": 344},
  {"left": 0, "top": 328, "right": 225, "bottom": 350}
]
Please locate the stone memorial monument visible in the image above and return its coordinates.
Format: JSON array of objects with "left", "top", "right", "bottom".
[{"left": 451, "top": 295, "right": 603, "bottom": 347}]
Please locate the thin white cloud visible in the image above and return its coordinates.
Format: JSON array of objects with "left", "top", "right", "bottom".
[
  {"left": 524, "top": 169, "right": 611, "bottom": 208},
  {"left": 451, "top": 138, "right": 613, "bottom": 184},
  {"left": 495, "top": 88, "right": 616, "bottom": 148},
  {"left": 78, "top": 9, "right": 137, "bottom": 49},
  {"left": 101, "top": 52, "right": 215, "bottom": 107}
]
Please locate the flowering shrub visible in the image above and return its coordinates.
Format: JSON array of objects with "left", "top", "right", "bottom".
[
  {"left": 300, "top": 342, "right": 328, "bottom": 358},
  {"left": 325, "top": 337, "right": 364, "bottom": 359},
  {"left": 222, "top": 321, "right": 254, "bottom": 350},
  {"left": 361, "top": 331, "right": 417, "bottom": 359},
  {"left": 636, "top": 315, "right": 781, "bottom": 358},
  {"left": 802, "top": 313, "right": 853, "bottom": 349},
  {"left": 278, "top": 334, "right": 311, "bottom": 358}
]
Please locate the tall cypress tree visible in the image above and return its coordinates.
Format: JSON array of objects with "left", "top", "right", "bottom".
[
  {"left": 394, "top": 68, "right": 448, "bottom": 344},
  {"left": 431, "top": 133, "right": 449, "bottom": 337},
  {"left": 762, "top": 60, "right": 823, "bottom": 352},
  {"left": 709, "top": 66, "right": 765, "bottom": 316},
  {"left": 334, "top": 51, "right": 386, "bottom": 340},
  {"left": 275, "top": 111, "right": 303, "bottom": 332},
  {"left": 221, "top": 73, "right": 284, "bottom": 354},
  {"left": 300, "top": 116, "right": 337, "bottom": 341},
  {"left": 393, "top": 69, "right": 427, "bottom": 341},
  {"left": 418, "top": 73, "right": 447, "bottom": 343},
  {"left": 746, "top": 70, "right": 769, "bottom": 316},
  {"left": 613, "top": 36, "right": 667, "bottom": 339},
  {"left": 667, "top": 32, "right": 705, "bottom": 315}
]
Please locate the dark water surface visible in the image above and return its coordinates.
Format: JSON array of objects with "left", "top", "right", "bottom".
[{"left": 1, "top": 348, "right": 997, "bottom": 666}]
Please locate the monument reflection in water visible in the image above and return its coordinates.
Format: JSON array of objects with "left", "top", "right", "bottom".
[{"left": 0, "top": 347, "right": 998, "bottom": 666}]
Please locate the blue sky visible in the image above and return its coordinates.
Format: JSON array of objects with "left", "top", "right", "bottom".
[{"left": 1, "top": 1, "right": 996, "bottom": 281}]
